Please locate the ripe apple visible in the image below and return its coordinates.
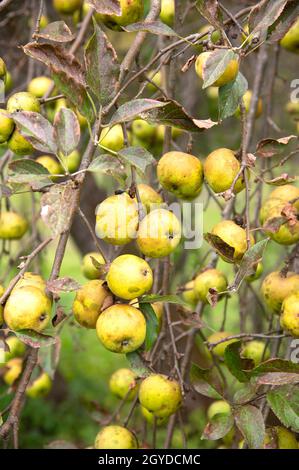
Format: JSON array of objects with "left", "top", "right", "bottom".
[
  {"left": 0, "top": 211, "right": 28, "bottom": 240},
  {"left": 36, "top": 156, "right": 62, "bottom": 181},
  {"left": 137, "top": 208, "right": 181, "bottom": 258},
  {"left": 160, "top": 0, "right": 175, "bottom": 27},
  {"left": 281, "top": 292, "right": 299, "bottom": 337},
  {"left": 182, "top": 280, "right": 198, "bottom": 307},
  {"left": 195, "top": 51, "right": 239, "bottom": 87},
  {"left": 0, "top": 109, "right": 14, "bottom": 143},
  {"left": 4, "top": 286, "right": 52, "bottom": 332},
  {"left": 3, "top": 358, "right": 23, "bottom": 386},
  {"left": 96, "top": 304, "right": 146, "bottom": 353},
  {"left": 109, "top": 368, "right": 138, "bottom": 400},
  {"left": 204, "top": 148, "right": 245, "bottom": 194},
  {"left": 7, "top": 91, "right": 41, "bottom": 113},
  {"left": 261, "top": 271, "right": 299, "bottom": 314},
  {"left": 107, "top": 254, "right": 153, "bottom": 300},
  {"left": 27, "top": 76, "right": 53, "bottom": 98},
  {"left": 95, "top": 192, "right": 138, "bottom": 245},
  {"left": 73, "top": 280, "right": 111, "bottom": 329},
  {"left": 98, "top": 124, "right": 125, "bottom": 152},
  {"left": 207, "top": 400, "right": 231, "bottom": 420},
  {"left": 157, "top": 151, "right": 204, "bottom": 200},
  {"left": 207, "top": 331, "right": 237, "bottom": 357},
  {"left": 137, "top": 183, "right": 163, "bottom": 213},
  {"left": 194, "top": 268, "right": 228, "bottom": 303},
  {"left": 241, "top": 340, "right": 270, "bottom": 366},
  {"left": 96, "top": 0, "right": 144, "bottom": 31},
  {"left": 264, "top": 426, "right": 298, "bottom": 449},
  {"left": 81, "top": 252, "right": 105, "bottom": 280},
  {"left": 53, "top": 0, "right": 83, "bottom": 15},
  {"left": 138, "top": 374, "right": 182, "bottom": 418},
  {"left": 211, "top": 220, "right": 254, "bottom": 262},
  {"left": 280, "top": 18, "right": 299, "bottom": 54},
  {"left": 7, "top": 129, "right": 34, "bottom": 156},
  {"left": 94, "top": 425, "right": 138, "bottom": 449},
  {"left": 26, "top": 372, "right": 52, "bottom": 398}
]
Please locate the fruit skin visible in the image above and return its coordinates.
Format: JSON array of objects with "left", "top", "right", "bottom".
[
  {"left": 156, "top": 125, "right": 183, "bottom": 142},
  {"left": 95, "top": 193, "right": 138, "bottom": 245},
  {"left": 182, "top": 280, "right": 198, "bottom": 307},
  {"left": 157, "top": 151, "right": 203, "bottom": 200},
  {"left": 7, "top": 91, "right": 41, "bottom": 113},
  {"left": 285, "top": 100, "right": 299, "bottom": 116},
  {"left": 107, "top": 254, "right": 153, "bottom": 300},
  {"left": 12, "top": 272, "right": 46, "bottom": 294},
  {"left": 204, "top": 148, "right": 245, "bottom": 194},
  {"left": 0, "top": 211, "right": 28, "bottom": 240},
  {"left": 281, "top": 292, "right": 299, "bottom": 337},
  {"left": 40, "top": 14, "right": 49, "bottom": 29},
  {"left": 99, "top": 124, "right": 125, "bottom": 152},
  {"left": 137, "top": 208, "right": 181, "bottom": 258},
  {"left": 4, "top": 336, "right": 26, "bottom": 362},
  {"left": 141, "top": 406, "right": 167, "bottom": 425},
  {"left": 53, "top": 0, "right": 82, "bottom": 14},
  {"left": 280, "top": 18, "right": 299, "bottom": 54},
  {"left": 0, "top": 57, "right": 7, "bottom": 81},
  {"left": 241, "top": 340, "right": 270, "bottom": 366},
  {"left": 7, "top": 129, "right": 34, "bottom": 156},
  {"left": 268, "top": 184, "right": 299, "bottom": 211},
  {"left": 97, "top": 0, "right": 144, "bottom": 31},
  {"left": 3, "top": 358, "right": 23, "bottom": 386},
  {"left": 261, "top": 271, "right": 299, "bottom": 314},
  {"left": 194, "top": 269, "right": 228, "bottom": 303},
  {"left": 132, "top": 119, "right": 156, "bottom": 141},
  {"left": 109, "top": 368, "right": 138, "bottom": 400},
  {"left": 5, "top": 71, "right": 13, "bottom": 93},
  {"left": 82, "top": 252, "right": 105, "bottom": 280},
  {"left": 26, "top": 372, "right": 52, "bottom": 398},
  {"left": 211, "top": 220, "right": 254, "bottom": 262},
  {"left": 195, "top": 51, "right": 239, "bottom": 87},
  {"left": 0, "top": 109, "right": 14, "bottom": 143},
  {"left": 137, "top": 184, "right": 163, "bottom": 213},
  {"left": 28, "top": 76, "right": 53, "bottom": 98},
  {"left": 138, "top": 374, "right": 182, "bottom": 418},
  {"left": 146, "top": 71, "right": 162, "bottom": 93},
  {"left": 262, "top": 199, "right": 299, "bottom": 245},
  {"left": 160, "top": 0, "right": 175, "bottom": 26},
  {"left": 73, "top": 280, "right": 111, "bottom": 329},
  {"left": 207, "top": 331, "right": 237, "bottom": 358},
  {"left": 36, "top": 156, "right": 62, "bottom": 180},
  {"left": 235, "top": 90, "right": 263, "bottom": 118},
  {"left": 245, "top": 262, "right": 263, "bottom": 282},
  {"left": 4, "top": 286, "right": 52, "bottom": 332},
  {"left": 207, "top": 400, "right": 231, "bottom": 420},
  {"left": 96, "top": 304, "right": 146, "bottom": 353},
  {"left": 95, "top": 425, "right": 138, "bottom": 449},
  {"left": 264, "top": 426, "right": 298, "bottom": 449},
  {"left": 63, "top": 149, "right": 81, "bottom": 173}
]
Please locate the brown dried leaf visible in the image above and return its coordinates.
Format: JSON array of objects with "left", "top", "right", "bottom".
[
  {"left": 40, "top": 182, "right": 75, "bottom": 237},
  {"left": 87, "top": 0, "right": 121, "bottom": 15},
  {"left": 46, "top": 277, "right": 81, "bottom": 295}
]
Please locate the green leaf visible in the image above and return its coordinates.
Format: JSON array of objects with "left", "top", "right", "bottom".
[
  {"left": 190, "top": 363, "right": 223, "bottom": 399},
  {"left": 23, "top": 42, "right": 95, "bottom": 122},
  {"left": 87, "top": 0, "right": 121, "bottom": 15},
  {"left": 250, "top": 359, "right": 299, "bottom": 376},
  {"left": 11, "top": 111, "right": 57, "bottom": 154},
  {"left": 267, "top": 385, "right": 299, "bottom": 433},
  {"left": 218, "top": 72, "right": 248, "bottom": 120},
  {"left": 229, "top": 239, "right": 268, "bottom": 292},
  {"left": 139, "top": 293, "right": 189, "bottom": 307},
  {"left": 234, "top": 404, "right": 265, "bottom": 449},
  {"left": 85, "top": 20, "right": 119, "bottom": 106},
  {"left": 87, "top": 154, "right": 127, "bottom": 184},
  {"left": 118, "top": 146, "right": 155, "bottom": 174},
  {"left": 109, "top": 99, "right": 167, "bottom": 126},
  {"left": 35, "top": 21, "right": 75, "bottom": 42},
  {"left": 142, "top": 99, "right": 217, "bottom": 133},
  {"left": 202, "top": 413, "right": 234, "bottom": 440},
  {"left": 124, "top": 20, "right": 178, "bottom": 37},
  {"left": 14, "top": 330, "right": 57, "bottom": 348},
  {"left": 202, "top": 49, "right": 238, "bottom": 89},
  {"left": 53, "top": 107, "right": 80, "bottom": 157},
  {"left": 224, "top": 341, "right": 253, "bottom": 383},
  {"left": 233, "top": 384, "right": 258, "bottom": 405},
  {"left": 7, "top": 159, "right": 51, "bottom": 188},
  {"left": 139, "top": 302, "right": 159, "bottom": 351},
  {"left": 126, "top": 351, "right": 151, "bottom": 377}
]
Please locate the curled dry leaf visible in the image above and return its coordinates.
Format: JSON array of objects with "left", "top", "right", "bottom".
[{"left": 41, "top": 181, "right": 75, "bottom": 238}]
